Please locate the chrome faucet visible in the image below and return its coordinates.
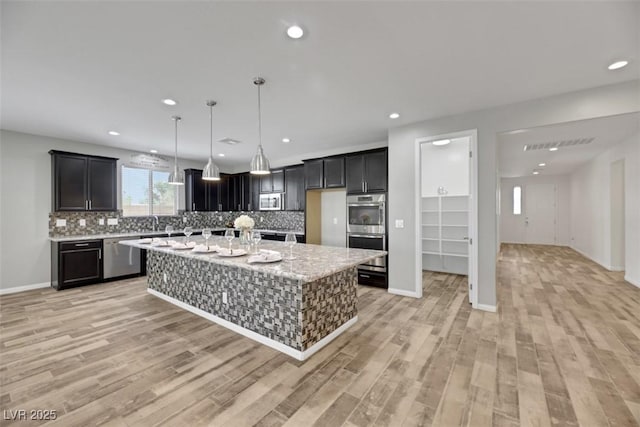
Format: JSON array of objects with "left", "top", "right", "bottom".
[{"left": 152, "top": 215, "right": 159, "bottom": 231}]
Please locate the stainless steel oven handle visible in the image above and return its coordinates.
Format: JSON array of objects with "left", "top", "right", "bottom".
[
  {"left": 348, "top": 234, "right": 383, "bottom": 238},
  {"left": 347, "top": 203, "right": 383, "bottom": 207}
]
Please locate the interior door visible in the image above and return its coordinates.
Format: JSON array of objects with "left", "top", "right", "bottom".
[{"left": 525, "top": 184, "right": 557, "bottom": 244}]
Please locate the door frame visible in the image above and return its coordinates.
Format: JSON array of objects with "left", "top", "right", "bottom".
[{"left": 414, "top": 129, "right": 479, "bottom": 307}]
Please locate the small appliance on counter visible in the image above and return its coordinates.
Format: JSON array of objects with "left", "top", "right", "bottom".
[{"left": 259, "top": 193, "right": 283, "bottom": 210}]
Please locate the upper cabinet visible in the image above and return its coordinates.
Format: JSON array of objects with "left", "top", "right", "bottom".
[
  {"left": 260, "top": 169, "right": 284, "bottom": 193},
  {"left": 217, "top": 173, "right": 255, "bottom": 211},
  {"left": 50, "top": 150, "right": 117, "bottom": 212},
  {"left": 284, "top": 165, "right": 305, "bottom": 211},
  {"left": 303, "top": 156, "right": 345, "bottom": 190},
  {"left": 185, "top": 169, "right": 220, "bottom": 212},
  {"left": 345, "top": 149, "right": 387, "bottom": 194}
]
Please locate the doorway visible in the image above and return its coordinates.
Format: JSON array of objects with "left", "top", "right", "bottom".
[
  {"left": 610, "top": 159, "right": 625, "bottom": 271},
  {"left": 416, "top": 130, "right": 478, "bottom": 306},
  {"left": 524, "top": 183, "right": 557, "bottom": 244}
]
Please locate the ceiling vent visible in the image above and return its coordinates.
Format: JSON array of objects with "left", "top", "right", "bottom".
[
  {"left": 523, "top": 137, "right": 594, "bottom": 151},
  {"left": 218, "top": 138, "right": 241, "bottom": 145}
]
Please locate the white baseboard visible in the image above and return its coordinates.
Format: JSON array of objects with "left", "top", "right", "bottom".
[
  {"left": 475, "top": 303, "right": 497, "bottom": 313},
  {"left": 387, "top": 287, "right": 421, "bottom": 298},
  {"left": 147, "top": 288, "right": 357, "bottom": 361},
  {"left": 625, "top": 275, "right": 640, "bottom": 289},
  {"left": 0, "top": 282, "right": 50, "bottom": 295},
  {"left": 570, "top": 245, "right": 611, "bottom": 270}
]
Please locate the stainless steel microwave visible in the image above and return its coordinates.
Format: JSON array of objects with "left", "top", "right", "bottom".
[{"left": 259, "top": 193, "right": 283, "bottom": 210}]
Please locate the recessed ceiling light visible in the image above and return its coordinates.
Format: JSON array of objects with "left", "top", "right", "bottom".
[
  {"left": 150, "top": 149, "right": 158, "bottom": 154},
  {"left": 549, "top": 147, "right": 558, "bottom": 152},
  {"left": 162, "top": 98, "right": 177, "bottom": 106},
  {"left": 533, "top": 171, "right": 540, "bottom": 175},
  {"left": 107, "top": 131, "right": 120, "bottom": 136},
  {"left": 389, "top": 112, "right": 400, "bottom": 119},
  {"left": 282, "top": 138, "right": 291, "bottom": 143},
  {"left": 218, "top": 153, "right": 225, "bottom": 157},
  {"left": 286, "top": 25, "right": 304, "bottom": 39},
  {"left": 608, "top": 60, "right": 628, "bottom": 70},
  {"left": 538, "top": 163, "right": 546, "bottom": 167},
  {"left": 432, "top": 139, "right": 451, "bottom": 146}
]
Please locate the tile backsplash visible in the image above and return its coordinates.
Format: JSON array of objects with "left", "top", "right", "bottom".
[{"left": 49, "top": 210, "right": 305, "bottom": 237}]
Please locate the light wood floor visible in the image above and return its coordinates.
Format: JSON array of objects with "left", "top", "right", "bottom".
[{"left": 1, "top": 244, "right": 639, "bottom": 426}]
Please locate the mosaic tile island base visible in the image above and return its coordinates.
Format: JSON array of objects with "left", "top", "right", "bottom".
[{"left": 120, "top": 237, "right": 386, "bottom": 361}]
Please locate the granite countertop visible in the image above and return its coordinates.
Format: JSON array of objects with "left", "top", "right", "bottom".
[
  {"left": 48, "top": 228, "right": 305, "bottom": 242},
  {"left": 120, "top": 236, "right": 386, "bottom": 283}
]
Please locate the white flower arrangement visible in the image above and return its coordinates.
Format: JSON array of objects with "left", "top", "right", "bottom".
[{"left": 234, "top": 214, "right": 255, "bottom": 230}]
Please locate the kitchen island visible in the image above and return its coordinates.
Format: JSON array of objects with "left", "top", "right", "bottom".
[{"left": 120, "top": 237, "right": 386, "bottom": 361}]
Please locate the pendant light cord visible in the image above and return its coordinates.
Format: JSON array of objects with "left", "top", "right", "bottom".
[
  {"left": 257, "top": 83, "right": 262, "bottom": 148},
  {"left": 209, "top": 105, "right": 214, "bottom": 158}
]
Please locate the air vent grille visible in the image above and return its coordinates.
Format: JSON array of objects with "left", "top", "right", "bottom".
[
  {"left": 523, "top": 137, "right": 594, "bottom": 151},
  {"left": 219, "top": 138, "right": 241, "bottom": 145}
]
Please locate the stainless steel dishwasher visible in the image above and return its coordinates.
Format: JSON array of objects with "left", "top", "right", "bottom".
[{"left": 103, "top": 237, "right": 141, "bottom": 279}]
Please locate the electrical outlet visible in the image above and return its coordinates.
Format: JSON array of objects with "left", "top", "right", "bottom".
[
  {"left": 222, "top": 292, "right": 228, "bottom": 304},
  {"left": 260, "top": 216, "right": 264, "bottom": 223},
  {"left": 333, "top": 217, "right": 338, "bottom": 225},
  {"left": 163, "top": 273, "right": 167, "bottom": 283},
  {"left": 219, "top": 216, "right": 223, "bottom": 221},
  {"left": 395, "top": 219, "right": 404, "bottom": 228},
  {"left": 79, "top": 219, "right": 86, "bottom": 227},
  {"left": 55, "top": 219, "right": 66, "bottom": 227},
  {"left": 183, "top": 217, "right": 187, "bottom": 223},
  {"left": 107, "top": 218, "right": 118, "bottom": 226},
  {"left": 99, "top": 218, "right": 105, "bottom": 225}
]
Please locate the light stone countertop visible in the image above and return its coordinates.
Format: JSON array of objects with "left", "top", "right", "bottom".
[
  {"left": 48, "top": 228, "right": 305, "bottom": 242},
  {"left": 120, "top": 236, "right": 386, "bottom": 283}
]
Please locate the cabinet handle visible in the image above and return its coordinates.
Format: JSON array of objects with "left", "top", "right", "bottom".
[
  {"left": 364, "top": 182, "right": 368, "bottom": 193},
  {"left": 361, "top": 182, "right": 364, "bottom": 193},
  {"left": 85, "top": 200, "right": 88, "bottom": 210},
  {"left": 89, "top": 200, "right": 92, "bottom": 210},
  {"left": 98, "top": 249, "right": 102, "bottom": 259},
  {"left": 360, "top": 274, "right": 370, "bottom": 278},
  {"left": 192, "top": 203, "right": 195, "bottom": 211}
]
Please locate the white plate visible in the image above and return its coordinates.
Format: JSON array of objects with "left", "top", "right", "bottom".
[
  {"left": 247, "top": 255, "right": 282, "bottom": 264},
  {"left": 191, "top": 246, "right": 219, "bottom": 253},
  {"left": 217, "top": 249, "right": 248, "bottom": 257},
  {"left": 139, "top": 238, "right": 153, "bottom": 244}
]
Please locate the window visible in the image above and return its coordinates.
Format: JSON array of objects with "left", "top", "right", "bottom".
[
  {"left": 513, "top": 186, "right": 522, "bottom": 215},
  {"left": 122, "top": 166, "right": 176, "bottom": 216}
]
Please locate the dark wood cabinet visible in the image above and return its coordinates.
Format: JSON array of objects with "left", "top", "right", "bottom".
[
  {"left": 324, "top": 156, "right": 345, "bottom": 188},
  {"left": 51, "top": 240, "right": 103, "bottom": 290},
  {"left": 304, "top": 156, "right": 345, "bottom": 190},
  {"left": 185, "top": 169, "right": 221, "bottom": 211},
  {"left": 218, "top": 173, "right": 254, "bottom": 211},
  {"left": 285, "top": 165, "right": 305, "bottom": 211},
  {"left": 250, "top": 175, "right": 261, "bottom": 211},
  {"left": 346, "top": 149, "right": 387, "bottom": 194},
  {"left": 260, "top": 170, "right": 284, "bottom": 193},
  {"left": 50, "top": 151, "right": 117, "bottom": 212},
  {"left": 304, "top": 159, "right": 324, "bottom": 190}
]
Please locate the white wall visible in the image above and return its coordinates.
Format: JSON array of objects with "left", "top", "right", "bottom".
[
  {"left": 0, "top": 130, "right": 204, "bottom": 291},
  {"left": 570, "top": 131, "right": 640, "bottom": 287},
  {"left": 320, "top": 190, "right": 346, "bottom": 248},
  {"left": 500, "top": 175, "right": 571, "bottom": 246},
  {"left": 388, "top": 79, "right": 639, "bottom": 307},
  {"left": 421, "top": 137, "right": 469, "bottom": 197}
]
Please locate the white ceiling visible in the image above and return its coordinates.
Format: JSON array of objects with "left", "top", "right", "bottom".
[
  {"left": 2, "top": 1, "right": 638, "bottom": 171},
  {"left": 498, "top": 112, "right": 640, "bottom": 178}
]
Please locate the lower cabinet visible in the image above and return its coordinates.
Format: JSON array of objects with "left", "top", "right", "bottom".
[
  {"left": 357, "top": 270, "right": 387, "bottom": 288},
  {"left": 52, "top": 240, "right": 103, "bottom": 290}
]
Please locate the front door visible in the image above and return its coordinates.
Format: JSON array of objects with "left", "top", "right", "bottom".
[{"left": 525, "top": 183, "right": 557, "bottom": 244}]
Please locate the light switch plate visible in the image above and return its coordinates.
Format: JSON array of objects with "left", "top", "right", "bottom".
[
  {"left": 98, "top": 218, "right": 105, "bottom": 225},
  {"left": 55, "top": 219, "right": 66, "bottom": 227},
  {"left": 107, "top": 218, "right": 118, "bottom": 226},
  {"left": 333, "top": 218, "right": 338, "bottom": 225},
  {"left": 395, "top": 219, "right": 404, "bottom": 228},
  {"left": 79, "top": 219, "right": 86, "bottom": 227}
]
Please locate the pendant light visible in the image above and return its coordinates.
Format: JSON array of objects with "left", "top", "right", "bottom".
[
  {"left": 250, "top": 77, "right": 271, "bottom": 175},
  {"left": 167, "top": 115, "right": 184, "bottom": 185},
  {"left": 202, "top": 100, "right": 221, "bottom": 181}
]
